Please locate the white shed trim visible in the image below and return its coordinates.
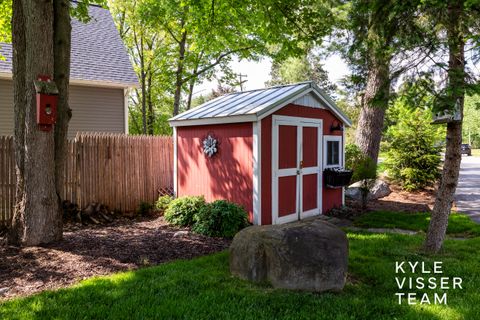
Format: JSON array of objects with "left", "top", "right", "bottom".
[
  {"left": 173, "top": 126, "right": 178, "bottom": 197},
  {"left": 252, "top": 121, "right": 262, "bottom": 225}
]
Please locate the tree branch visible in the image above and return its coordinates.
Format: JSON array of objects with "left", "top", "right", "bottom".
[{"left": 181, "top": 46, "right": 255, "bottom": 84}]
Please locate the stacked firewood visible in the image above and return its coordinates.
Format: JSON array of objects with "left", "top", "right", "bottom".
[{"left": 62, "top": 200, "right": 117, "bottom": 224}]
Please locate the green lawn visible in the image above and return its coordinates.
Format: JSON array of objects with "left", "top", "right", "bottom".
[
  {"left": 354, "top": 211, "right": 480, "bottom": 238},
  {"left": 1, "top": 227, "right": 479, "bottom": 319},
  {"left": 471, "top": 149, "right": 480, "bottom": 157}
]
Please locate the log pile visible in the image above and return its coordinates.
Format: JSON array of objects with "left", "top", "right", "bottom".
[{"left": 63, "top": 200, "right": 117, "bottom": 224}]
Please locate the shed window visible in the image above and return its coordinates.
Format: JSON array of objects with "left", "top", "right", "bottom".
[{"left": 324, "top": 136, "right": 342, "bottom": 168}]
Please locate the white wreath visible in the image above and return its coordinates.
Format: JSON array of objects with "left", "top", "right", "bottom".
[{"left": 203, "top": 135, "right": 218, "bottom": 157}]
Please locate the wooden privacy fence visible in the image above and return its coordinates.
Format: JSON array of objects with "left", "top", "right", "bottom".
[{"left": 0, "top": 134, "right": 173, "bottom": 225}]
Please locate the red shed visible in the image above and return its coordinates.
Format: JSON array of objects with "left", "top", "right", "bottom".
[{"left": 169, "top": 81, "right": 352, "bottom": 225}]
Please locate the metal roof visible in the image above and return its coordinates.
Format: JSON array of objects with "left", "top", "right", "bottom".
[
  {"left": 170, "top": 81, "right": 352, "bottom": 127},
  {"left": 0, "top": 5, "right": 138, "bottom": 88}
]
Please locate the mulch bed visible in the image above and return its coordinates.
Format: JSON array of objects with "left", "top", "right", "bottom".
[
  {"left": 0, "top": 217, "right": 230, "bottom": 300},
  {"left": 330, "top": 184, "right": 436, "bottom": 220},
  {"left": 366, "top": 184, "right": 436, "bottom": 213}
]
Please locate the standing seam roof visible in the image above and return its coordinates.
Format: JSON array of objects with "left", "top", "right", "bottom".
[
  {"left": 170, "top": 81, "right": 352, "bottom": 127},
  {"left": 172, "top": 83, "right": 310, "bottom": 121}
]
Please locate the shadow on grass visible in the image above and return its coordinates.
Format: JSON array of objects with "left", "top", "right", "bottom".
[{"left": 2, "top": 232, "right": 479, "bottom": 320}]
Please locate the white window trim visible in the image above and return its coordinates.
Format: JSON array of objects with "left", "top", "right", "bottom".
[{"left": 323, "top": 135, "right": 343, "bottom": 169}]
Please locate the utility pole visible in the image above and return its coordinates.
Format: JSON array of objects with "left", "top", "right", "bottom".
[{"left": 237, "top": 73, "right": 248, "bottom": 91}]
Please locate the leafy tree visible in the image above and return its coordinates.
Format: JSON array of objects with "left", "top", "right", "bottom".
[
  {"left": 2, "top": 0, "right": 104, "bottom": 246},
  {"left": 138, "top": 0, "right": 263, "bottom": 116},
  {"left": 423, "top": 0, "right": 480, "bottom": 253},
  {"left": 5, "top": 0, "right": 73, "bottom": 245},
  {"left": 332, "top": 0, "right": 426, "bottom": 163},
  {"left": 462, "top": 95, "right": 480, "bottom": 147},
  {"left": 0, "top": 0, "right": 11, "bottom": 44},
  {"left": 384, "top": 106, "right": 441, "bottom": 191},
  {"left": 109, "top": 0, "right": 174, "bottom": 135},
  {"left": 266, "top": 50, "right": 336, "bottom": 95},
  {"left": 115, "top": 0, "right": 337, "bottom": 133}
]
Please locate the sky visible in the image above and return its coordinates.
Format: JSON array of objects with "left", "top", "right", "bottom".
[{"left": 194, "top": 54, "right": 350, "bottom": 97}]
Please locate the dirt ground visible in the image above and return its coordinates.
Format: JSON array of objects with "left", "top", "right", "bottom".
[
  {"left": 366, "top": 184, "right": 436, "bottom": 212},
  {"left": 331, "top": 184, "right": 436, "bottom": 220},
  {"left": 0, "top": 217, "right": 230, "bottom": 300}
]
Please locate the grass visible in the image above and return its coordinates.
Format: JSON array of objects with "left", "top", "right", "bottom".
[
  {"left": 353, "top": 211, "right": 480, "bottom": 238},
  {"left": 1, "top": 228, "right": 479, "bottom": 319}
]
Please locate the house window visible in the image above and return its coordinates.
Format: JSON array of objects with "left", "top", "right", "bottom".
[{"left": 324, "top": 136, "right": 342, "bottom": 168}]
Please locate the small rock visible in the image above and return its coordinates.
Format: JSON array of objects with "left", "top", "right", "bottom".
[
  {"left": 173, "top": 230, "right": 190, "bottom": 238},
  {"left": 0, "top": 287, "right": 9, "bottom": 296},
  {"left": 346, "top": 179, "right": 391, "bottom": 200}
]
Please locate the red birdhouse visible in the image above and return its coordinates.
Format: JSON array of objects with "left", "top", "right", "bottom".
[{"left": 34, "top": 75, "right": 59, "bottom": 132}]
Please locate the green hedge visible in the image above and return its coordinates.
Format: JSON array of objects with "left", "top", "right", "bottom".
[
  {"left": 163, "top": 196, "right": 249, "bottom": 238},
  {"left": 164, "top": 196, "right": 206, "bottom": 227},
  {"left": 192, "top": 200, "right": 249, "bottom": 238}
]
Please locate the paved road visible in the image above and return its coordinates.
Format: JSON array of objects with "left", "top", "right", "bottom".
[{"left": 455, "top": 156, "right": 480, "bottom": 223}]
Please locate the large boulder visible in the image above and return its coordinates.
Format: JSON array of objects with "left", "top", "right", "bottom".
[
  {"left": 345, "top": 179, "right": 391, "bottom": 200},
  {"left": 229, "top": 219, "right": 348, "bottom": 292}
]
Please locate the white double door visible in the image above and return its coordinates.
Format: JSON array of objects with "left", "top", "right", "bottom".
[{"left": 272, "top": 116, "right": 323, "bottom": 224}]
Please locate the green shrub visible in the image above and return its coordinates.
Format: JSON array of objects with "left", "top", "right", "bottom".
[
  {"left": 192, "top": 200, "right": 249, "bottom": 238},
  {"left": 344, "top": 143, "right": 377, "bottom": 208},
  {"left": 384, "top": 108, "right": 441, "bottom": 191},
  {"left": 345, "top": 143, "right": 363, "bottom": 172},
  {"left": 345, "top": 143, "right": 377, "bottom": 183},
  {"left": 164, "top": 196, "right": 206, "bottom": 227},
  {"left": 155, "top": 195, "right": 173, "bottom": 214},
  {"left": 354, "top": 156, "right": 377, "bottom": 209},
  {"left": 137, "top": 201, "right": 154, "bottom": 216}
]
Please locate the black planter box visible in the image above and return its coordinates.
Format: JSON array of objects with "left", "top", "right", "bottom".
[{"left": 324, "top": 168, "right": 353, "bottom": 189}]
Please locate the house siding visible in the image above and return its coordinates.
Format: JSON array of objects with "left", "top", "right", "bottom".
[
  {"left": 0, "top": 79, "right": 125, "bottom": 138},
  {"left": 176, "top": 123, "right": 254, "bottom": 221},
  {"left": 0, "top": 79, "right": 13, "bottom": 137}
]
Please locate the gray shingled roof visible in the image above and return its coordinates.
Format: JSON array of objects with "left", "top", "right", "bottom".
[
  {"left": 0, "top": 5, "right": 138, "bottom": 88},
  {"left": 170, "top": 81, "right": 352, "bottom": 126}
]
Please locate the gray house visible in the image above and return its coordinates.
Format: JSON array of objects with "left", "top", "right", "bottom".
[{"left": 0, "top": 5, "right": 138, "bottom": 138}]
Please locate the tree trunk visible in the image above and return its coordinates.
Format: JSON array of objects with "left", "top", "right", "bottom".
[
  {"left": 8, "top": 0, "right": 60, "bottom": 246},
  {"left": 140, "top": 37, "right": 147, "bottom": 134},
  {"left": 53, "top": 0, "right": 71, "bottom": 227},
  {"left": 186, "top": 76, "right": 196, "bottom": 110},
  {"left": 355, "top": 55, "right": 390, "bottom": 164},
  {"left": 9, "top": 0, "right": 26, "bottom": 240},
  {"left": 147, "top": 72, "right": 154, "bottom": 135},
  {"left": 173, "top": 30, "right": 187, "bottom": 116},
  {"left": 424, "top": 0, "right": 465, "bottom": 253}
]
